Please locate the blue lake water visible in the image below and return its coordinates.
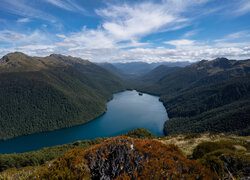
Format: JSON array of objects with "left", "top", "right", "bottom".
[{"left": 0, "top": 90, "right": 168, "bottom": 154}]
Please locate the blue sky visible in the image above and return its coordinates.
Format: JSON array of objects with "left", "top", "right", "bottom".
[{"left": 0, "top": 0, "right": 250, "bottom": 62}]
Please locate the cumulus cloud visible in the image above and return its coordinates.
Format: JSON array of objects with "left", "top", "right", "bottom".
[{"left": 61, "top": 46, "right": 250, "bottom": 63}]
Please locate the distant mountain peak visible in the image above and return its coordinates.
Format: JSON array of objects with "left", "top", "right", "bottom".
[
  {"left": 0, "top": 52, "right": 33, "bottom": 69},
  {"left": 0, "top": 52, "right": 28, "bottom": 63},
  {"left": 5, "top": 51, "right": 27, "bottom": 56},
  {"left": 211, "top": 57, "right": 232, "bottom": 69},
  {"left": 214, "top": 57, "right": 229, "bottom": 61}
]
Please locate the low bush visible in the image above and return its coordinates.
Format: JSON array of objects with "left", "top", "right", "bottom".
[
  {"left": 123, "top": 128, "right": 156, "bottom": 139},
  {"left": 199, "top": 149, "right": 250, "bottom": 179},
  {"left": 192, "top": 140, "right": 239, "bottom": 159}
]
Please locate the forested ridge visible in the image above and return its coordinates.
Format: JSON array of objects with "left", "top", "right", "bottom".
[
  {"left": 135, "top": 58, "right": 250, "bottom": 135},
  {"left": 0, "top": 52, "right": 124, "bottom": 140}
]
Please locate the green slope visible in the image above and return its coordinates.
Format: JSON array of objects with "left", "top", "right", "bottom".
[
  {"left": 136, "top": 58, "right": 250, "bottom": 135},
  {"left": 0, "top": 52, "right": 124, "bottom": 140}
]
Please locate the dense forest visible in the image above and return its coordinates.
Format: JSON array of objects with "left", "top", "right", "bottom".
[
  {"left": 0, "top": 52, "right": 124, "bottom": 140},
  {"left": 135, "top": 58, "right": 250, "bottom": 135}
]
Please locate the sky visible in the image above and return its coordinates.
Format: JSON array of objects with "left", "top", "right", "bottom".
[{"left": 0, "top": 0, "right": 250, "bottom": 63}]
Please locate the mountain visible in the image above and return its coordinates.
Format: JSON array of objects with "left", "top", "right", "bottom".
[
  {"left": 0, "top": 52, "right": 124, "bottom": 140},
  {"left": 1, "top": 128, "right": 249, "bottom": 179},
  {"left": 136, "top": 58, "right": 250, "bottom": 135},
  {"left": 112, "top": 61, "right": 191, "bottom": 75},
  {"left": 141, "top": 65, "right": 182, "bottom": 83},
  {"left": 96, "top": 62, "right": 127, "bottom": 78}
]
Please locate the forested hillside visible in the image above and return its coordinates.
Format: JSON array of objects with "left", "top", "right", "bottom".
[
  {"left": 136, "top": 58, "right": 250, "bottom": 135},
  {"left": 0, "top": 52, "right": 124, "bottom": 140}
]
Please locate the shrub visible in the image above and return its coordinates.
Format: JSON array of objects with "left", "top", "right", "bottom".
[
  {"left": 123, "top": 128, "right": 156, "bottom": 139},
  {"left": 199, "top": 149, "right": 250, "bottom": 179},
  {"left": 192, "top": 140, "right": 236, "bottom": 159}
]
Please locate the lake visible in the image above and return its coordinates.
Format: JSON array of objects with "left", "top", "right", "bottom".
[{"left": 0, "top": 90, "right": 168, "bottom": 154}]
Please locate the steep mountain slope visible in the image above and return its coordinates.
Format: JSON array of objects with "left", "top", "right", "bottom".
[
  {"left": 137, "top": 58, "right": 250, "bottom": 135},
  {"left": 96, "top": 62, "right": 127, "bottom": 78},
  {"left": 0, "top": 52, "right": 124, "bottom": 140},
  {"left": 141, "top": 65, "right": 182, "bottom": 83}
]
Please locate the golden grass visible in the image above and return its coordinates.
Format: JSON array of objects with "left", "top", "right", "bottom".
[{"left": 158, "top": 133, "right": 250, "bottom": 157}]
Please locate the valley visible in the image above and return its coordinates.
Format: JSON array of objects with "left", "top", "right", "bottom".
[
  {"left": 0, "top": 52, "right": 249, "bottom": 180},
  {"left": 1, "top": 0, "right": 250, "bottom": 179}
]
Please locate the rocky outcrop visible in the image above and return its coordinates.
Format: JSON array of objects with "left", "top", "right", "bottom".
[
  {"left": 85, "top": 138, "right": 149, "bottom": 179},
  {"left": 33, "top": 136, "right": 217, "bottom": 179}
]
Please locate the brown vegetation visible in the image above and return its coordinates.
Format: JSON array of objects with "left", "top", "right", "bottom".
[{"left": 30, "top": 136, "right": 217, "bottom": 179}]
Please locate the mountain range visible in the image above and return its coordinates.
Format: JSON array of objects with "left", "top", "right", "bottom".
[{"left": 1, "top": 52, "right": 249, "bottom": 140}]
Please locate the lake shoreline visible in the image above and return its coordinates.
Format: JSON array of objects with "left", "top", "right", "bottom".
[{"left": 0, "top": 90, "right": 168, "bottom": 154}]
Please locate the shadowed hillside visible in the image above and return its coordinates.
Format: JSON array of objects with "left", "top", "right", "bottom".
[{"left": 0, "top": 52, "right": 124, "bottom": 140}]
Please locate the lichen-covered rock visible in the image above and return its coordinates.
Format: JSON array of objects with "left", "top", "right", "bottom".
[{"left": 32, "top": 136, "right": 217, "bottom": 179}]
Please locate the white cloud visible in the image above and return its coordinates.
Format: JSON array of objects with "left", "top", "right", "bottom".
[
  {"left": 0, "top": 30, "right": 25, "bottom": 42},
  {"left": 214, "top": 31, "right": 250, "bottom": 48},
  {"left": 55, "top": 41, "right": 77, "bottom": 47},
  {"left": 60, "top": 46, "right": 250, "bottom": 63},
  {"left": 234, "top": 0, "right": 250, "bottom": 16},
  {"left": 183, "top": 29, "right": 199, "bottom": 38},
  {"left": 0, "top": 0, "right": 56, "bottom": 22},
  {"left": 45, "top": 0, "right": 86, "bottom": 14},
  {"left": 97, "top": 2, "right": 178, "bottom": 40},
  {"left": 1, "top": 0, "right": 250, "bottom": 63},
  {"left": 164, "top": 39, "right": 195, "bottom": 46},
  {"left": 17, "top": 17, "right": 30, "bottom": 23},
  {"left": 95, "top": 0, "right": 210, "bottom": 41},
  {"left": 53, "top": 0, "right": 211, "bottom": 52}
]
